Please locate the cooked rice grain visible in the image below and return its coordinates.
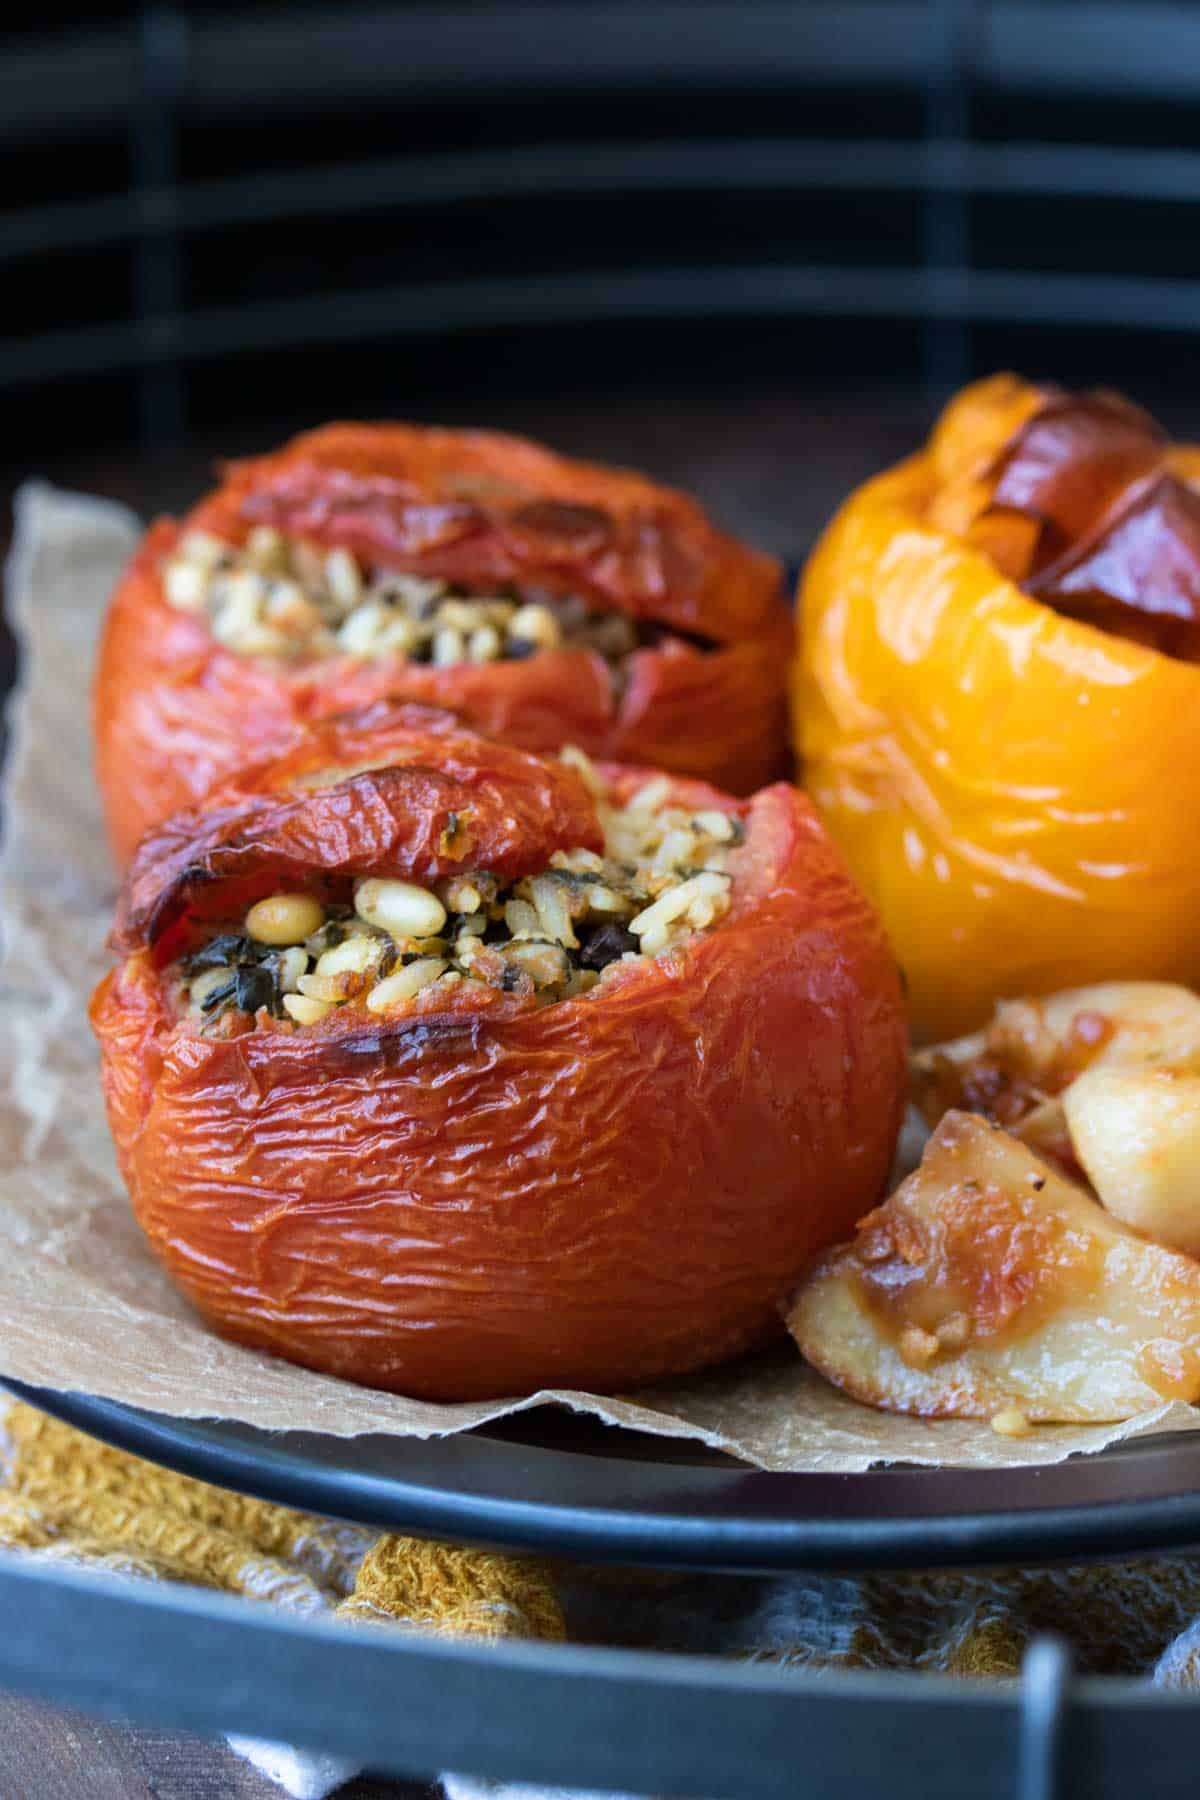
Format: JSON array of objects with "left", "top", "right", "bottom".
[
  {"left": 163, "top": 529, "right": 642, "bottom": 668},
  {"left": 177, "top": 749, "right": 741, "bottom": 1029}
]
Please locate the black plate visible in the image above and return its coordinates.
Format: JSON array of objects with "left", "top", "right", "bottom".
[{"left": 10, "top": 1379, "right": 1200, "bottom": 1573}]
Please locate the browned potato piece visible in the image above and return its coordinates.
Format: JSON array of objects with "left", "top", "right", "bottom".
[
  {"left": 787, "top": 1111, "right": 1200, "bottom": 1423},
  {"left": 911, "top": 982, "right": 1200, "bottom": 1170},
  {"left": 1064, "top": 1066, "right": 1200, "bottom": 1257}
]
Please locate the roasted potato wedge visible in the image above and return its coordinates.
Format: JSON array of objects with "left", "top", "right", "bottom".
[
  {"left": 1065, "top": 1066, "right": 1200, "bottom": 1257},
  {"left": 911, "top": 981, "right": 1200, "bottom": 1170},
  {"left": 787, "top": 1111, "right": 1200, "bottom": 1423}
]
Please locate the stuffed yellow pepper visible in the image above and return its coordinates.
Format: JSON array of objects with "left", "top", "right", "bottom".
[{"left": 795, "top": 373, "right": 1200, "bottom": 1040}]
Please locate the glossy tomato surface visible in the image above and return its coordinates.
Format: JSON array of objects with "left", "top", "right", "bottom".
[
  {"left": 92, "top": 728, "right": 906, "bottom": 1401},
  {"left": 795, "top": 374, "right": 1200, "bottom": 1042},
  {"left": 95, "top": 423, "right": 791, "bottom": 863}
]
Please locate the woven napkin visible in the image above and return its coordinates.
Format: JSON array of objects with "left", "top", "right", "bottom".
[{"left": 4, "top": 1395, "right": 1200, "bottom": 1798}]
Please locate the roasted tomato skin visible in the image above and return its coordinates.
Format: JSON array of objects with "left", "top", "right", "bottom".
[
  {"left": 112, "top": 703, "right": 603, "bottom": 952},
  {"left": 794, "top": 373, "right": 1200, "bottom": 1043},
  {"left": 94, "top": 424, "right": 790, "bottom": 863},
  {"left": 90, "top": 746, "right": 907, "bottom": 1402}
]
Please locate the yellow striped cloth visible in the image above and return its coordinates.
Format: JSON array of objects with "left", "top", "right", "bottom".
[{"left": 5, "top": 1391, "right": 1200, "bottom": 1796}]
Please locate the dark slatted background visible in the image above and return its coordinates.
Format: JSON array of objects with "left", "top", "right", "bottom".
[{"left": 6, "top": 1, "right": 1200, "bottom": 546}]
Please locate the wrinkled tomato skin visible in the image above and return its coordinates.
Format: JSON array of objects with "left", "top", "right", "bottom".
[
  {"left": 113, "top": 703, "right": 602, "bottom": 952},
  {"left": 94, "top": 423, "right": 790, "bottom": 864},
  {"left": 91, "top": 777, "right": 907, "bottom": 1401}
]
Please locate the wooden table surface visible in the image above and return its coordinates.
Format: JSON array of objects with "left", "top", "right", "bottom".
[{"left": 0, "top": 1696, "right": 435, "bottom": 1799}]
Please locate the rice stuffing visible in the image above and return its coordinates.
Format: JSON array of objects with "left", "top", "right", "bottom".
[
  {"left": 162, "top": 527, "right": 646, "bottom": 667},
  {"left": 174, "top": 751, "right": 743, "bottom": 1030}
]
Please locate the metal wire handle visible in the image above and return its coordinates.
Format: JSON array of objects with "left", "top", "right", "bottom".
[{"left": 1018, "top": 1636, "right": 1073, "bottom": 1800}]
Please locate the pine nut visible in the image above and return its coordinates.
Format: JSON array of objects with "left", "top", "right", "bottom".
[
  {"left": 438, "top": 600, "right": 480, "bottom": 631},
  {"left": 315, "top": 936, "right": 385, "bottom": 980},
  {"left": 528, "top": 875, "right": 577, "bottom": 948},
  {"left": 264, "top": 581, "right": 323, "bottom": 634},
  {"left": 432, "top": 625, "right": 465, "bottom": 667},
  {"left": 325, "top": 548, "right": 362, "bottom": 610},
  {"left": 164, "top": 560, "right": 209, "bottom": 611},
  {"left": 338, "top": 598, "right": 389, "bottom": 655},
  {"left": 291, "top": 539, "right": 327, "bottom": 590},
  {"left": 179, "top": 530, "right": 226, "bottom": 570},
  {"left": 296, "top": 973, "right": 346, "bottom": 1003},
  {"left": 695, "top": 810, "right": 736, "bottom": 843},
  {"left": 245, "top": 893, "right": 326, "bottom": 946},
  {"left": 273, "top": 946, "right": 308, "bottom": 993},
  {"left": 375, "top": 616, "right": 419, "bottom": 655},
  {"left": 366, "top": 958, "right": 447, "bottom": 1013},
  {"left": 899, "top": 1326, "right": 941, "bottom": 1368},
  {"left": 510, "top": 603, "right": 561, "bottom": 650},
  {"left": 654, "top": 827, "right": 696, "bottom": 870},
  {"left": 503, "top": 899, "right": 540, "bottom": 939},
  {"left": 584, "top": 885, "right": 628, "bottom": 914},
  {"left": 211, "top": 574, "right": 267, "bottom": 647},
  {"left": 234, "top": 623, "right": 292, "bottom": 657},
  {"left": 283, "top": 994, "right": 334, "bottom": 1025},
  {"left": 354, "top": 878, "right": 446, "bottom": 938},
  {"left": 246, "top": 527, "right": 287, "bottom": 572},
  {"left": 440, "top": 878, "right": 482, "bottom": 914},
  {"left": 467, "top": 624, "right": 502, "bottom": 663}
]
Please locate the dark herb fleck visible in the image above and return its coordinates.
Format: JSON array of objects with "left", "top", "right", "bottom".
[
  {"left": 186, "top": 933, "right": 254, "bottom": 974},
  {"left": 551, "top": 869, "right": 603, "bottom": 896},
  {"left": 578, "top": 922, "right": 639, "bottom": 970},
  {"left": 198, "top": 975, "right": 238, "bottom": 1013},
  {"left": 234, "top": 965, "right": 278, "bottom": 1015}
]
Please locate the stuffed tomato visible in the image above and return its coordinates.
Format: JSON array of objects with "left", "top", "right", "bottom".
[
  {"left": 796, "top": 374, "right": 1200, "bottom": 1041},
  {"left": 95, "top": 422, "right": 791, "bottom": 863},
  {"left": 91, "top": 710, "right": 906, "bottom": 1401}
]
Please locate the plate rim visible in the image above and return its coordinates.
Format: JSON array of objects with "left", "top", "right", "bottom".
[{"left": 11, "top": 1379, "right": 1200, "bottom": 1572}]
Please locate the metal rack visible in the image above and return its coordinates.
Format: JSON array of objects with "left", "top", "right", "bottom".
[
  {"left": 8, "top": 1, "right": 1200, "bottom": 452},
  {"left": 0, "top": 1553, "right": 1188, "bottom": 1800}
]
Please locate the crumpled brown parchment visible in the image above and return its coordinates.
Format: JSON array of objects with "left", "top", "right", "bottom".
[{"left": 2, "top": 480, "right": 1196, "bottom": 1473}]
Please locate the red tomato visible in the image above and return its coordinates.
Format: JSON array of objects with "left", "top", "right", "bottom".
[
  {"left": 92, "top": 720, "right": 906, "bottom": 1401},
  {"left": 95, "top": 423, "right": 791, "bottom": 863}
]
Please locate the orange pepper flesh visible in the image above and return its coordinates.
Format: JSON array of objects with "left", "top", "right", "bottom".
[{"left": 794, "top": 374, "right": 1200, "bottom": 1042}]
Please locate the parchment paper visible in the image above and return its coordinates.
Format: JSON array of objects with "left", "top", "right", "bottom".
[{"left": 2, "top": 481, "right": 1197, "bottom": 1473}]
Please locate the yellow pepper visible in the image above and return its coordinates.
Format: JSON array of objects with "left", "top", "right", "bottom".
[{"left": 794, "top": 375, "right": 1200, "bottom": 1041}]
